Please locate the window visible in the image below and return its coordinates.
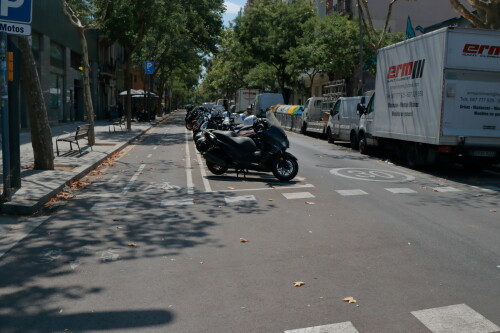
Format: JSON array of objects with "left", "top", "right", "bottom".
[
  {"left": 332, "top": 100, "right": 341, "bottom": 116},
  {"left": 50, "top": 73, "right": 63, "bottom": 109},
  {"left": 50, "top": 42, "right": 64, "bottom": 68}
]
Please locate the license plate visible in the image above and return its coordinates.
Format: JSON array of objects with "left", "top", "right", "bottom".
[{"left": 469, "top": 151, "right": 497, "bottom": 157}]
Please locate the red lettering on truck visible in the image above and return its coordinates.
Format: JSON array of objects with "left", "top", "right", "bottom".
[
  {"left": 387, "top": 59, "right": 425, "bottom": 80},
  {"left": 463, "top": 43, "right": 500, "bottom": 56}
]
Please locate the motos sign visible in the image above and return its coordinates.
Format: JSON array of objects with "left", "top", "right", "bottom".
[{"left": 0, "top": 0, "right": 32, "bottom": 24}]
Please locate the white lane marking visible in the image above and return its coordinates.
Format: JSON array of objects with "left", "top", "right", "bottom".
[
  {"left": 282, "top": 192, "right": 316, "bottom": 199},
  {"left": 330, "top": 168, "right": 415, "bottom": 182},
  {"left": 225, "top": 195, "right": 256, "bottom": 204},
  {"left": 107, "top": 175, "right": 118, "bottom": 184},
  {"left": 147, "top": 154, "right": 152, "bottom": 158},
  {"left": 161, "top": 199, "right": 194, "bottom": 206},
  {"left": 217, "top": 183, "right": 315, "bottom": 193},
  {"left": 295, "top": 177, "right": 306, "bottom": 181},
  {"left": 153, "top": 146, "right": 158, "bottom": 150},
  {"left": 0, "top": 216, "right": 50, "bottom": 259},
  {"left": 432, "top": 186, "right": 461, "bottom": 193},
  {"left": 284, "top": 322, "right": 359, "bottom": 333},
  {"left": 120, "top": 164, "right": 146, "bottom": 196},
  {"left": 411, "top": 303, "right": 500, "bottom": 333},
  {"left": 336, "top": 189, "right": 368, "bottom": 196},
  {"left": 185, "top": 128, "right": 194, "bottom": 195},
  {"left": 91, "top": 202, "right": 128, "bottom": 211},
  {"left": 385, "top": 188, "right": 418, "bottom": 194},
  {"left": 196, "top": 151, "right": 213, "bottom": 193}
]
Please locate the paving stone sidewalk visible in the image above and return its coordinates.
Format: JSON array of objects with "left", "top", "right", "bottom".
[{"left": 0, "top": 117, "right": 165, "bottom": 215}]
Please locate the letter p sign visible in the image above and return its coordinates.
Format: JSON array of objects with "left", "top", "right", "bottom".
[{"left": 0, "top": 0, "right": 32, "bottom": 24}]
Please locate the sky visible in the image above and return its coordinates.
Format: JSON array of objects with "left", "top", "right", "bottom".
[{"left": 223, "top": 0, "right": 245, "bottom": 26}]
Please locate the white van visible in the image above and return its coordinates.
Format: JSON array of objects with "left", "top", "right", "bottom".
[
  {"left": 325, "top": 96, "right": 364, "bottom": 147},
  {"left": 253, "top": 93, "right": 284, "bottom": 116}
]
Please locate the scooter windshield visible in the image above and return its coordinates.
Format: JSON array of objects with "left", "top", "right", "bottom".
[{"left": 265, "top": 110, "right": 283, "bottom": 130}]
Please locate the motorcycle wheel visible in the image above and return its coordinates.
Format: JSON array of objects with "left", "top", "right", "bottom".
[
  {"left": 206, "top": 160, "right": 228, "bottom": 175},
  {"left": 185, "top": 121, "right": 193, "bottom": 130},
  {"left": 272, "top": 153, "right": 298, "bottom": 181}
]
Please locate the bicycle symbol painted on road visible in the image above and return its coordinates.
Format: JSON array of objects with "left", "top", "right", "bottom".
[{"left": 330, "top": 168, "right": 415, "bottom": 182}]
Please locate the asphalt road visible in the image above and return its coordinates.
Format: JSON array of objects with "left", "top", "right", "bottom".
[{"left": 0, "top": 112, "right": 498, "bottom": 333}]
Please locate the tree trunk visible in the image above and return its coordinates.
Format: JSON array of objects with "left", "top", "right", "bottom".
[
  {"left": 124, "top": 59, "right": 132, "bottom": 130},
  {"left": 77, "top": 29, "right": 95, "bottom": 146},
  {"left": 18, "top": 37, "right": 54, "bottom": 170}
]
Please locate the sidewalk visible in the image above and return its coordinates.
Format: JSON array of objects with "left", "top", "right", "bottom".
[{"left": 0, "top": 117, "right": 165, "bottom": 215}]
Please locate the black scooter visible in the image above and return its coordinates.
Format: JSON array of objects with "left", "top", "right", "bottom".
[{"left": 202, "top": 111, "right": 298, "bottom": 181}]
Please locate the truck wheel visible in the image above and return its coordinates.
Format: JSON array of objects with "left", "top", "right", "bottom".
[
  {"left": 358, "top": 134, "right": 369, "bottom": 155},
  {"left": 300, "top": 122, "right": 307, "bottom": 134},
  {"left": 326, "top": 128, "right": 334, "bottom": 144},
  {"left": 350, "top": 132, "right": 358, "bottom": 150}
]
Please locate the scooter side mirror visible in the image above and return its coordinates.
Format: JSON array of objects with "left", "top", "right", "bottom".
[
  {"left": 330, "top": 109, "right": 334, "bottom": 116},
  {"left": 357, "top": 103, "right": 366, "bottom": 115}
]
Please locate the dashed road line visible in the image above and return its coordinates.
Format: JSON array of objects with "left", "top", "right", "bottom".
[
  {"left": 153, "top": 146, "right": 158, "bottom": 150},
  {"left": 161, "top": 199, "right": 194, "bottom": 206},
  {"left": 120, "top": 164, "right": 146, "bottom": 196},
  {"left": 282, "top": 192, "right": 316, "bottom": 199},
  {"left": 196, "top": 151, "right": 213, "bottom": 193},
  {"left": 411, "top": 303, "right": 500, "bottom": 333},
  {"left": 217, "top": 183, "right": 315, "bottom": 193},
  {"left": 224, "top": 195, "right": 256, "bottom": 204},
  {"left": 385, "top": 187, "right": 418, "bottom": 194},
  {"left": 147, "top": 153, "right": 152, "bottom": 158},
  {"left": 336, "top": 189, "right": 368, "bottom": 196},
  {"left": 431, "top": 186, "right": 461, "bottom": 193},
  {"left": 184, "top": 128, "right": 194, "bottom": 194},
  {"left": 284, "top": 322, "right": 359, "bottom": 333}
]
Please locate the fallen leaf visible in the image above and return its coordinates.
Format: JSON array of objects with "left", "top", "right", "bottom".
[
  {"left": 293, "top": 281, "right": 305, "bottom": 287},
  {"left": 343, "top": 296, "right": 357, "bottom": 303},
  {"left": 490, "top": 209, "right": 497, "bottom": 212},
  {"left": 112, "top": 218, "right": 119, "bottom": 221},
  {"left": 305, "top": 201, "right": 315, "bottom": 205},
  {"left": 268, "top": 199, "right": 274, "bottom": 201},
  {"left": 475, "top": 194, "right": 484, "bottom": 197},
  {"left": 420, "top": 186, "right": 428, "bottom": 189},
  {"left": 240, "top": 238, "right": 249, "bottom": 243},
  {"left": 127, "top": 243, "right": 137, "bottom": 247},
  {"left": 227, "top": 187, "right": 235, "bottom": 190},
  {"left": 271, "top": 186, "right": 277, "bottom": 189}
]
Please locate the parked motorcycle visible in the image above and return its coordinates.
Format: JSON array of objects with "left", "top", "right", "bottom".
[{"left": 201, "top": 111, "right": 298, "bottom": 181}]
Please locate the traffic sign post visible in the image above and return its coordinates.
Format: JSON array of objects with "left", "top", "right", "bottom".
[
  {"left": 145, "top": 61, "right": 154, "bottom": 75},
  {"left": 1, "top": 31, "right": 10, "bottom": 200},
  {"left": 0, "top": 0, "right": 32, "bottom": 24}
]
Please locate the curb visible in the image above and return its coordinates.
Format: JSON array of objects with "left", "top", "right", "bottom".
[{"left": 0, "top": 120, "right": 163, "bottom": 216}]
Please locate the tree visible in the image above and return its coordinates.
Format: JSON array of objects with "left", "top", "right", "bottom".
[
  {"left": 61, "top": 0, "right": 110, "bottom": 146},
  {"left": 18, "top": 37, "right": 54, "bottom": 170},
  {"left": 235, "top": 0, "right": 316, "bottom": 102},
  {"left": 357, "top": 0, "right": 414, "bottom": 51},
  {"left": 290, "top": 14, "right": 360, "bottom": 96},
  {"left": 449, "top": 0, "right": 500, "bottom": 30}
]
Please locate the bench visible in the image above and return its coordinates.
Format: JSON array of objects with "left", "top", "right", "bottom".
[
  {"left": 56, "top": 124, "right": 93, "bottom": 156},
  {"left": 109, "top": 116, "right": 126, "bottom": 132}
]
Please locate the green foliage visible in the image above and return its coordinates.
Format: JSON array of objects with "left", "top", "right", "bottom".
[{"left": 234, "top": 0, "right": 316, "bottom": 91}]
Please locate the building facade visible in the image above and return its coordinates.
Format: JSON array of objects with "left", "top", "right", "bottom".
[{"left": 10, "top": 0, "right": 124, "bottom": 128}]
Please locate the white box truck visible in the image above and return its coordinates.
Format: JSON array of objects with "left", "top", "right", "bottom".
[
  {"left": 253, "top": 93, "right": 284, "bottom": 116},
  {"left": 357, "top": 27, "right": 500, "bottom": 169},
  {"left": 235, "top": 89, "right": 259, "bottom": 113}
]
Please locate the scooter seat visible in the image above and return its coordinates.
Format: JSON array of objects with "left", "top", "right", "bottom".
[
  {"left": 213, "top": 130, "right": 237, "bottom": 138},
  {"left": 213, "top": 131, "right": 257, "bottom": 152}
]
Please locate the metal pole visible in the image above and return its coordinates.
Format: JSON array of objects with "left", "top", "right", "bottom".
[{"left": 1, "top": 32, "right": 11, "bottom": 200}]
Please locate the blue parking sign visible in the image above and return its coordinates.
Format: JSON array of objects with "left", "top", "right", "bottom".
[
  {"left": 0, "top": 0, "right": 32, "bottom": 24},
  {"left": 145, "top": 61, "right": 154, "bottom": 74}
]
